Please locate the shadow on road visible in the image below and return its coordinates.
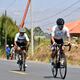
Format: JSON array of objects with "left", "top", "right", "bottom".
[
  {"left": 11, "top": 70, "right": 26, "bottom": 72},
  {"left": 44, "top": 76, "right": 61, "bottom": 79},
  {"left": 44, "top": 76, "right": 53, "bottom": 78},
  {"left": 11, "top": 70, "right": 21, "bottom": 72}
]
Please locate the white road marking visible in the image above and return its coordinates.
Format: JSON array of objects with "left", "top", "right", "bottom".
[{"left": 10, "top": 71, "right": 27, "bottom": 75}]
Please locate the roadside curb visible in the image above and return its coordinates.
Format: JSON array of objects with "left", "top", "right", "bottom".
[{"left": 0, "top": 58, "right": 80, "bottom": 68}]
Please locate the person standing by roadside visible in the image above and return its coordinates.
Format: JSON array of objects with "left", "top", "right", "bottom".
[
  {"left": 6, "top": 44, "right": 11, "bottom": 60},
  {"left": 10, "top": 44, "right": 16, "bottom": 60}
]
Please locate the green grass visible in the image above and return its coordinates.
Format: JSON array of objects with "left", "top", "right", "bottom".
[{"left": 0, "top": 47, "right": 6, "bottom": 58}]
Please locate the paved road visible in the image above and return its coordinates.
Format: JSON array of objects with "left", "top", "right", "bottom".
[{"left": 0, "top": 59, "right": 80, "bottom": 80}]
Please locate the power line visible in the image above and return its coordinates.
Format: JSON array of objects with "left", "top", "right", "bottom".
[
  {"left": 6, "top": 0, "right": 16, "bottom": 10},
  {"left": 32, "top": 0, "right": 80, "bottom": 23},
  {"left": 37, "top": 6, "right": 80, "bottom": 27},
  {"left": 27, "top": 5, "right": 80, "bottom": 29},
  {"left": 63, "top": 7, "right": 80, "bottom": 18},
  {"left": 31, "top": 0, "right": 70, "bottom": 15}
]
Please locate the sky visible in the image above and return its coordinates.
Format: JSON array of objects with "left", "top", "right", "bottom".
[{"left": 0, "top": 0, "right": 80, "bottom": 32}]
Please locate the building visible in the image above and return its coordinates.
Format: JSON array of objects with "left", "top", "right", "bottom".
[{"left": 66, "top": 20, "right": 80, "bottom": 37}]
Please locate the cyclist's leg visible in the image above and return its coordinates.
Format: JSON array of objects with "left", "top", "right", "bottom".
[
  {"left": 22, "top": 50, "right": 26, "bottom": 59},
  {"left": 51, "top": 45, "right": 56, "bottom": 65},
  {"left": 15, "top": 47, "right": 21, "bottom": 64},
  {"left": 22, "top": 49, "right": 27, "bottom": 67},
  {"left": 17, "top": 53, "right": 21, "bottom": 64}
]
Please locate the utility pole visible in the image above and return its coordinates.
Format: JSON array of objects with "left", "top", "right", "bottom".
[
  {"left": 30, "top": 0, "right": 34, "bottom": 55},
  {"left": 20, "top": 0, "right": 31, "bottom": 28},
  {"left": 5, "top": 10, "right": 7, "bottom": 50},
  {"left": 31, "top": 25, "right": 34, "bottom": 55},
  {"left": 19, "top": 0, "right": 34, "bottom": 54}
]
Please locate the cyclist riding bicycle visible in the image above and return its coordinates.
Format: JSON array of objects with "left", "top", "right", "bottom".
[
  {"left": 51, "top": 18, "right": 71, "bottom": 65},
  {"left": 14, "top": 27, "right": 29, "bottom": 64}
]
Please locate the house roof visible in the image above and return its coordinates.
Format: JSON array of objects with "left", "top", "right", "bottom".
[{"left": 66, "top": 20, "right": 80, "bottom": 34}]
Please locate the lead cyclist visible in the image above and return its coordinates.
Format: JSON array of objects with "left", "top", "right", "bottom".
[{"left": 50, "top": 18, "right": 71, "bottom": 65}]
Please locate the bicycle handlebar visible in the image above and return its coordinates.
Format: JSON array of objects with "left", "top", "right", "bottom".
[
  {"left": 64, "top": 43, "right": 71, "bottom": 51},
  {"left": 55, "top": 43, "right": 71, "bottom": 51}
]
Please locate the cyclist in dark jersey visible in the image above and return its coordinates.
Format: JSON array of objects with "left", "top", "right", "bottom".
[{"left": 14, "top": 28, "right": 29, "bottom": 64}]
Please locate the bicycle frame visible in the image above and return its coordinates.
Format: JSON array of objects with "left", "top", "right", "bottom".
[
  {"left": 51, "top": 43, "right": 71, "bottom": 79},
  {"left": 56, "top": 44, "right": 63, "bottom": 58},
  {"left": 18, "top": 46, "right": 26, "bottom": 71}
]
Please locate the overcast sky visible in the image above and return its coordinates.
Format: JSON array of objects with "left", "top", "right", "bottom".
[{"left": 0, "top": 0, "right": 80, "bottom": 32}]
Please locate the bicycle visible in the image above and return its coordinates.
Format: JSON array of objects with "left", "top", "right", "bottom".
[
  {"left": 51, "top": 43, "right": 71, "bottom": 79},
  {"left": 17, "top": 46, "right": 27, "bottom": 71}
]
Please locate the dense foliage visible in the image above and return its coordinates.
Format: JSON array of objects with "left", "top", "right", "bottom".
[{"left": 0, "top": 15, "right": 30, "bottom": 48}]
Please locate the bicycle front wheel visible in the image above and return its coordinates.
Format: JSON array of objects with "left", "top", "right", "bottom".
[
  {"left": 51, "top": 54, "right": 58, "bottom": 78},
  {"left": 18, "top": 54, "right": 22, "bottom": 71},
  {"left": 52, "top": 64, "right": 58, "bottom": 78},
  {"left": 19, "top": 63, "right": 22, "bottom": 71},
  {"left": 59, "top": 53, "right": 67, "bottom": 79},
  {"left": 22, "top": 52, "right": 26, "bottom": 71}
]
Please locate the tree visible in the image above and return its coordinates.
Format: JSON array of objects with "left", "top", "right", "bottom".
[
  {"left": 0, "top": 15, "right": 18, "bottom": 47},
  {"left": 34, "top": 26, "right": 44, "bottom": 36}
]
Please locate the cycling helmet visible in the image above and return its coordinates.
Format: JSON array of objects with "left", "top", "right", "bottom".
[
  {"left": 6, "top": 44, "right": 9, "bottom": 47},
  {"left": 56, "top": 18, "right": 65, "bottom": 30},
  {"left": 56, "top": 18, "right": 65, "bottom": 25},
  {"left": 19, "top": 28, "right": 26, "bottom": 33}
]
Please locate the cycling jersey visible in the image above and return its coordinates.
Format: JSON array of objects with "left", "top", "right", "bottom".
[
  {"left": 15, "top": 33, "right": 29, "bottom": 47},
  {"left": 51, "top": 25, "right": 70, "bottom": 40}
]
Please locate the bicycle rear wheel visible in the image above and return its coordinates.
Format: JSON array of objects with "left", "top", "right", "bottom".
[
  {"left": 19, "top": 54, "right": 24, "bottom": 71},
  {"left": 51, "top": 55, "right": 58, "bottom": 78},
  {"left": 59, "top": 53, "right": 67, "bottom": 79},
  {"left": 19, "top": 62, "right": 22, "bottom": 71},
  {"left": 52, "top": 64, "right": 58, "bottom": 78},
  {"left": 22, "top": 52, "right": 26, "bottom": 71},
  {"left": 18, "top": 54, "right": 23, "bottom": 71}
]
